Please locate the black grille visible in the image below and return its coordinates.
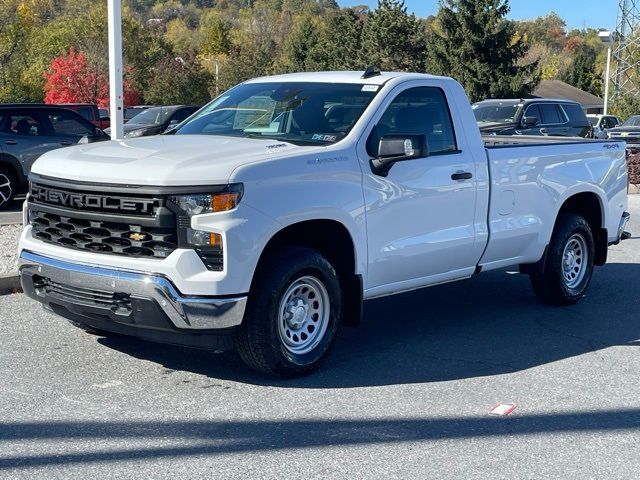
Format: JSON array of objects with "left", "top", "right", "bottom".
[
  {"left": 30, "top": 209, "right": 177, "bottom": 258},
  {"left": 33, "top": 276, "right": 132, "bottom": 315}
]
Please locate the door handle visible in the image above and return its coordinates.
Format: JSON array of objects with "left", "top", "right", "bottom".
[
  {"left": 451, "top": 171, "right": 473, "bottom": 181},
  {"left": 59, "top": 141, "right": 73, "bottom": 146},
  {"left": 5, "top": 140, "right": 17, "bottom": 145}
]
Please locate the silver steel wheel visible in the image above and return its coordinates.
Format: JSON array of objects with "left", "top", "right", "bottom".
[
  {"left": 0, "top": 173, "right": 12, "bottom": 207},
  {"left": 562, "top": 233, "right": 588, "bottom": 289},
  {"left": 277, "top": 275, "right": 330, "bottom": 355}
]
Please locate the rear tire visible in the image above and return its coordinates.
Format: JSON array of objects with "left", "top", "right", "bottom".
[
  {"left": 0, "top": 166, "right": 17, "bottom": 210},
  {"left": 234, "top": 247, "right": 342, "bottom": 377},
  {"left": 530, "top": 213, "right": 595, "bottom": 305}
]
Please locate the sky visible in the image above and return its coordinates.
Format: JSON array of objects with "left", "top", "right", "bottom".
[{"left": 338, "top": 1, "right": 619, "bottom": 30}]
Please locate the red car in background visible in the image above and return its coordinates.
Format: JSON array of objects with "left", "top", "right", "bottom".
[{"left": 58, "top": 103, "right": 110, "bottom": 130}]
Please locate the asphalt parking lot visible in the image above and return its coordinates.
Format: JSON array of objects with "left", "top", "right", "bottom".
[
  {"left": 0, "top": 198, "right": 23, "bottom": 226},
  {"left": 1, "top": 196, "right": 639, "bottom": 479}
]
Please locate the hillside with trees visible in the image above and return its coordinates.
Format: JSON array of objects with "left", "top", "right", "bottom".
[{"left": 0, "top": 0, "right": 621, "bottom": 114}]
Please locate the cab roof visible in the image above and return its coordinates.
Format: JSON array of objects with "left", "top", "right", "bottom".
[{"left": 244, "top": 70, "right": 447, "bottom": 86}]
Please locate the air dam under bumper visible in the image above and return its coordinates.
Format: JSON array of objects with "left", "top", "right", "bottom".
[{"left": 19, "top": 251, "right": 246, "bottom": 348}]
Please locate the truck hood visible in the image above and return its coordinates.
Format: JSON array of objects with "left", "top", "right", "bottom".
[{"left": 31, "top": 134, "right": 306, "bottom": 186}]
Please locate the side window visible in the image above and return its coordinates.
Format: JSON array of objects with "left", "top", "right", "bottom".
[
  {"left": 367, "top": 86, "right": 457, "bottom": 157},
  {"left": 539, "top": 104, "right": 564, "bottom": 124},
  {"left": 7, "top": 114, "right": 40, "bottom": 136},
  {"left": 561, "top": 104, "right": 586, "bottom": 126},
  {"left": 77, "top": 107, "right": 94, "bottom": 121},
  {"left": 171, "top": 108, "right": 194, "bottom": 124},
  {"left": 48, "top": 110, "right": 94, "bottom": 137},
  {"left": 524, "top": 104, "right": 541, "bottom": 122}
]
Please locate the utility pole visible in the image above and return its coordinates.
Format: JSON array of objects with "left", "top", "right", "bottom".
[
  {"left": 612, "top": 0, "right": 640, "bottom": 100},
  {"left": 107, "top": 0, "right": 124, "bottom": 141}
]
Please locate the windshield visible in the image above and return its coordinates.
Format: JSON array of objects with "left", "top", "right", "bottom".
[
  {"left": 587, "top": 117, "right": 599, "bottom": 126},
  {"left": 622, "top": 116, "right": 640, "bottom": 127},
  {"left": 175, "top": 82, "right": 379, "bottom": 145},
  {"left": 129, "top": 107, "right": 177, "bottom": 125},
  {"left": 472, "top": 102, "right": 520, "bottom": 123}
]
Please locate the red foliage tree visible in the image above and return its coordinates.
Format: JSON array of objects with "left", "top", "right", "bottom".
[{"left": 43, "top": 48, "right": 141, "bottom": 107}]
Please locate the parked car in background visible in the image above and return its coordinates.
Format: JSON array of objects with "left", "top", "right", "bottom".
[
  {"left": 473, "top": 98, "right": 592, "bottom": 137},
  {"left": 59, "top": 103, "right": 109, "bottom": 131},
  {"left": 0, "top": 104, "right": 108, "bottom": 209},
  {"left": 587, "top": 114, "right": 620, "bottom": 139},
  {"left": 99, "top": 108, "right": 109, "bottom": 123},
  {"left": 106, "top": 105, "right": 200, "bottom": 138},
  {"left": 124, "top": 106, "right": 153, "bottom": 123},
  {"left": 607, "top": 115, "right": 640, "bottom": 150}
]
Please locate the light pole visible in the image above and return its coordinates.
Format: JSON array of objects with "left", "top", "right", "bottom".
[
  {"left": 107, "top": 0, "right": 124, "bottom": 140},
  {"left": 599, "top": 30, "right": 612, "bottom": 116}
]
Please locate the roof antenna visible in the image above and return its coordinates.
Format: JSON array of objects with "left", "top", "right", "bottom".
[{"left": 361, "top": 66, "right": 381, "bottom": 79}]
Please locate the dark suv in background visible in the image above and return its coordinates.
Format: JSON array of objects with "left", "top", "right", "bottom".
[
  {"left": 473, "top": 98, "right": 592, "bottom": 138},
  {"left": 0, "top": 104, "right": 108, "bottom": 209}
]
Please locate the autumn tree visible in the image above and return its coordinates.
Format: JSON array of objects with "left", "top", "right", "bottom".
[
  {"left": 429, "top": 0, "right": 538, "bottom": 102},
  {"left": 43, "top": 49, "right": 140, "bottom": 106},
  {"left": 43, "top": 49, "right": 107, "bottom": 105}
]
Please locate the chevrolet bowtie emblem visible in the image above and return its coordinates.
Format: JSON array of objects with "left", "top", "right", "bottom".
[{"left": 129, "top": 232, "right": 147, "bottom": 241}]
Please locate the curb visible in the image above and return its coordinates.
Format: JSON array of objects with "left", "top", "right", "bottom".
[{"left": 0, "top": 273, "right": 21, "bottom": 296}]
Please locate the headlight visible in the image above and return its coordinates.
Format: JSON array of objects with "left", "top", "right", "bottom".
[
  {"left": 124, "top": 129, "right": 145, "bottom": 138},
  {"left": 170, "top": 184, "right": 243, "bottom": 271},
  {"left": 169, "top": 185, "right": 243, "bottom": 216}
]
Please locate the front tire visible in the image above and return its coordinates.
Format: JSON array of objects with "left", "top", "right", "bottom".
[
  {"left": 234, "top": 247, "right": 342, "bottom": 377},
  {"left": 530, "top": 213, "right": 595, "bottom": 305}
]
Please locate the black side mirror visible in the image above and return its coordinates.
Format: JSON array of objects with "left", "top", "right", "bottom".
[
  {"left": 370, "top": 134, "right": 428, "bottom": 177},
  {"left": 522, "top": 116, "right": 539, "bottom": 128}
]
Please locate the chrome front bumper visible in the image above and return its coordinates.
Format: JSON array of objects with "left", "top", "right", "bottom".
[{"left": 19, "top": 251, "right": 246, "bottom": 331}]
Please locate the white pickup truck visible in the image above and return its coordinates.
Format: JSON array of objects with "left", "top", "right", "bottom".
[{"left": 18, "top": 71, "right": 630, "bottom": 376}]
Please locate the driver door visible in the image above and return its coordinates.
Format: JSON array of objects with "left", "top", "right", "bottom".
[{"left": 359, "top": 84, "right": 482, "bottom": 295}]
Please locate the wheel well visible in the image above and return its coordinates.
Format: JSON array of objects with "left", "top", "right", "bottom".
[
  {"left": 254, "top": 220, "right": 363, "bottom": 326},
  {"left": 558, "top": 192, "right": 607, "bottom": 266}
]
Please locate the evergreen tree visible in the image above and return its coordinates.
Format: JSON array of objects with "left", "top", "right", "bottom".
[
  {"left": 307, "top": 8, "right": 365, "bottom": 70},
  {"left": 279, "top": 15, "right": 320, "bottom": 71},
  {"left": 428, "top": 0, "right": 538, "bottom": 102},
  {"left": 561, "top": 44, "right": 602, "bottom": 97},
  {"left": 359, "top": 0, "right": 427, "bottom": 72}
]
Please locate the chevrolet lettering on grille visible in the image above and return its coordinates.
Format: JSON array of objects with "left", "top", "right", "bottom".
[{"left": 31, "top": 185, "right": 155, "bottom": 214}]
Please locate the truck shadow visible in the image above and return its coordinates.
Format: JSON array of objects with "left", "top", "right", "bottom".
[{"left": 98, "top": 262, "right": 640, "bottom": 388}]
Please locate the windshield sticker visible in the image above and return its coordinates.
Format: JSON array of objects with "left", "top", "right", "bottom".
[
  {"left": 312, "top": 134, "right": 338, "bottom": 142},
  {"left": 362, "top": 85, "right": 379, "bottom": 92}
]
